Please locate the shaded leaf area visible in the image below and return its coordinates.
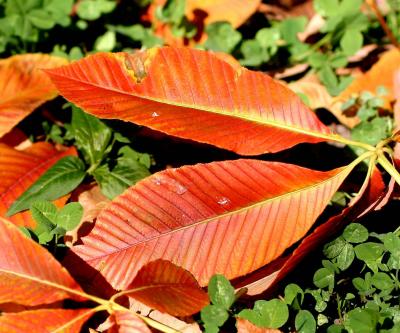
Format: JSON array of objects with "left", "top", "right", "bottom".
[
  {"left": 0, "top": 217, "right": 85, "bottom": 306},
  {"left": 72, "top": 158, "right": 354, "bottom": 289},
  {"left": 0, "top": 308, "right": 93, "bottom": 333},
  {"left": 0, "top": 142, "right": 77, "bottom": 228},
  {"left": 46, "top": 47, "right": 331, "bottom": 155},
  {"left": 0, "top": 54, "right": 67, "bottom": 138}
]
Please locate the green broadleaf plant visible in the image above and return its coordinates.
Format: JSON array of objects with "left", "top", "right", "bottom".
[
  {"left": 30, "top": 200, "right": 83, "bottom": 244},
  {"left": 6, "top": 156, "right": 86, "bottom": 216}
]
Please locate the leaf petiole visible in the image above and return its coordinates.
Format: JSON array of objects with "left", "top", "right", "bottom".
[{"left": 377, "top": 153, "right": 400, "bottom": 187}]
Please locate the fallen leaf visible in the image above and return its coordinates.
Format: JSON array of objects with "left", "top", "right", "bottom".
[
  {"left": 46, "top": 47, "right": 332, "bottom": 156},
  {"left": 0, "top": 143, "right": 77, "bottom": 228},
  {"left": 148, "top": 310, "right": 202, "bottom": 333},
  {"left": 0, "top": 217, "right": 86, "bottom": 305},
  {"left": 272, "top": 63, "right": 309, "bottom": 79},
  {"left": 289, "top": 74, "right": 332, "bottom": 109},
  {"left": 71, "top": 158, "right": 356, "bottom": 289},
  {"left": 258, "top": 1, "right": 315, "bottom": 20},
  {"left": 125, "top": 260, "right": 209, "bottom": 316},
  {"left": 185, "top": 0, "right": 261, "bottom": 28},
  {"left": 0, "top": 54, "right": 67, "bottom": 138},
  {"left": 335, "top": 48, "right": 400, "bottom": 109},
  {"left": 65, "top": 185, "right": 110, "bottom": 247},
  {"left": 99, "top": 311, "right": 150, "bottom": 333},
  {"left": 298, "top": 14, "right": 325, "bottom": 42}
]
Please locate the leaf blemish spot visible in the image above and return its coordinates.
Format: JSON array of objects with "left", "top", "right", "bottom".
[{"left": 123, "top": 53, "right": 147, "bottom": 83}]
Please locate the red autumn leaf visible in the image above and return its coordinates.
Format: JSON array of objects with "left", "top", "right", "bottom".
[
  {"left": 0, "top": 142, "right": 77, "bottom": 228},
  {"left": 0, "top": 54, "right": 68, "bottom": 138},
  {"left": 124, "top": 260, "right": 209, "bottom": 316},
  {"left": 101, "top": 311, "right": 151, "bottom": 333},
  {"left": 46, "top": 47, "right": 332, "bottom": 155},
  {"left": 0, "top": 217, "right": 86, "bottom": 306},
  {"left": 0, "top": 309, "right": 93, "bottom": 333},
  {"left": 236, "top": 167, "right": 386, "bottom": 295},
  {"left": 71, "top": 158, "right": 357, "bottom": 289}
]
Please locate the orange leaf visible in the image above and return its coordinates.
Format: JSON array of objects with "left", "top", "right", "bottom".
[
  {"left": 0, "top": 142, "right": 77, "bottom": 228},
  {"left": 46, "top": 47, "right": 331, "bottom": 155},
  {"left": 0, "top": 54, "right": 68, "bottom": 138},
  {"left": 0, "top": 217, "right": 86, "bottom": 306},
  {"left": 71, "top": 159, "right": 356, "bottom": 289},
  {"left": 125, "top": 260, "right": 209, "bottom": 316},
  {"left": 335, "top": 49, "right": 400, "bottom": 109},
  {"left": 101, "top": 311, "right": 151, "bottom": 333},
  {"left": 0, "top": 308, "right": 93, "bottom": 333}
]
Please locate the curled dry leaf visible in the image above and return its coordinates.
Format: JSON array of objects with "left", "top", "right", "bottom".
[
  {"left": 236, "top": 318, "right": 282, "bottom": 333},
  {"left": 99, "top": 311, "right": 151, "bottom": 333},
  {"left": 0, "top": 217, "right": 86, "bottom": 306},
  {"left": 125, "top": 260, "right": 209, "bottom": 316},
  {"left": 46, "top": 47, "right": 331, "bottom": 155},
  {"left": 236, "top": 167, "right": 386, "bottom": 295},
  {"left": 289, "top": 74, "right": 332, "bottom": 109},
  {"left": 65, "top": 185, "right": 110, "bottom": 247},
  {"left": 148, "top": 310, "right": 202, "bottom": 333},
  {"left": 258, "top": 1, "right": 315, "bottom": 20},
  {"left": 297, "top": 14, "right": 325, "bottom": 42},
  {"left": 0, "top": 54, "right": 67, "bottom": 138},
  {"left": 128, "top": 299, "right": 202, "bottom": 332},
  {"left": 71, "top": 158, "right": 356, "bottom": 289},
  {"left": 335, "top": 49, "right": 400, "bottom": 109},
  {"left": 0, "top": 308, "right": 93, "bottom": 333},
  {"left": 347, "top": 44, "right": 380, "bottom": 63},
  {"left": 272, "top": 63, "right": 309, "bottom": 79},
  {"left": 0, "top": 142, "right": 77, "bottom": 228},
  {"left": 288, "top": 74, "right": 355, "bottom": 127}
]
